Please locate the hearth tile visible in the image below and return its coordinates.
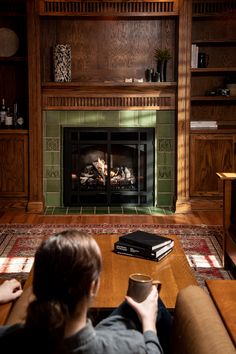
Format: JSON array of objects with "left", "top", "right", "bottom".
[
  {"left": 95, "top": 207, "right": 109, "bottom": 214},
  {"left": 158, "top": 180, "right": 173, "bottom": 193},
  {"left": 45, "top": 193, "right": 60, "bottom": 206},
  {"left": 109, "top": 207, "right": 123, "bottom": 214},
  {"left": 46, "top": 179, "right": 60, "bottom": 192},
  {"left": 136, "top": 207, "right": 152, "bottom": 215},
  {"left": 81, "top": 207, "right": 95, "bottom": 214},
  {"left": 44, "top": 207, "right": 54, "bottom": 215},
  {"left": 158, "top": 124, "right": 175, "bottom": 138},
  {"left": 44, "top": 151, "right": 60, "bottom": 165},
  {"left": 157, "top": 152, "right": 175, "bottom": 166},
  {"left": 157, "top": 194, "right": 173, "bottom": 207},
  {"left": 54, "top": 207, "right": 68, "bottom": 215},
  {"left": 156, "top": 111, "right": 175, "bottom": 124},
  {"left": 46, "top": 124, "right": 60, "bottom": 137},
  {"left": 67, "top": 208, "right": 82, "bottom": 214},
  {"left": 149, "top": 207, "right": 166, "bottom": 215},
  {"left": 123, "top": 207, "right": 137, "bottom": 214}
]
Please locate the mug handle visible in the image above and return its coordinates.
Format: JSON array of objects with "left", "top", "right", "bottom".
[{"left": 152, "top": 280, "right": 162, "bottom": 291}]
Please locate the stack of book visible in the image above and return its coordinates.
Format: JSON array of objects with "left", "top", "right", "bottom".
[{"left": 114, "top": 230, "right": 174, "bottom": 262}]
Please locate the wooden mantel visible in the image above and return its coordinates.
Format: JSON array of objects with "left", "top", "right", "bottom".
[{"left": 42, "top": 82, "right": 176, "bottom": 110}]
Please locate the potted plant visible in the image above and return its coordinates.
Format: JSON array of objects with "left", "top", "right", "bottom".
[{"left": 154, "top": 48, "right": 172, "bottom": 82}]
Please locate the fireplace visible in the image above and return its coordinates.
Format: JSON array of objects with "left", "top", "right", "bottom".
[{"left": 63, "top": 127, "right": 154, "bottom": 206}]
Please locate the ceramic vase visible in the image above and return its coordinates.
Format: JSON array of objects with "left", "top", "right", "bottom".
[{"left": 53, "top": 44, "right": 72, "bottom": 82}]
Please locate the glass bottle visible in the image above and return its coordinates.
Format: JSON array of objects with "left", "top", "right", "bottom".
[{"left": 0, "top": 98, "right": 7, "bottom": 127}]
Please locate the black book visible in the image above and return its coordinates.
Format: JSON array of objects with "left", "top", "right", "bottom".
[
  {"left": 114, "top": 240, "right": 174, "bottom": 259},
  {"left": 119, "top": 230, "right": 173, "bottom": 251},
  {"left": 114, "top": 246, "right": 173, "bottom": 262}
]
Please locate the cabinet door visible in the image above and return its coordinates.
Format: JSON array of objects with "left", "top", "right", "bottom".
[
  {"left": 0, "top": 133, "right": 28, "bottom": 197},
  {"left": 190, "top": 135, "right": 234, "bottom": 196}
]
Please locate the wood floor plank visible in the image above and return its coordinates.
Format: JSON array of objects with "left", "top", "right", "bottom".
[{"left": 0, "top": 210, "right": 222, "bottom": 225}]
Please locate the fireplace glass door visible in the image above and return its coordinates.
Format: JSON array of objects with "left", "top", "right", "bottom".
[{"left": 63, "top": 128, "right": 154, "bottom": 206}]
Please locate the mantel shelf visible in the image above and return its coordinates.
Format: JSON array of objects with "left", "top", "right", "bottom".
[
  {"left": 42, "top": 81, "right": 177, "bottom": 89},
  {"left": 41, "top": 82, "right": 176, "bottom": 110}
]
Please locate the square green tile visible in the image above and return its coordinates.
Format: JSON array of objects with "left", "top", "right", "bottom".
[
  {"left": 158, "top": 124, "right": 175, "bottom": 138},
  {"left": 156, "top": 111, "right": 175, "bottom": 124},
  {"left": 158, "top": 180, "right": 173, "bottom": 193},
  {"left": 157, "top": 193, "right": 173, "bottom": 207},
  {"left": 45, "top": 193, "right": 61, "bottom": 206},
  {"left": 157, "top": 152, "right": 175, "bottom": 166},
  {"left": 46, "top": 179, "right": 60, "bottom": 193}
]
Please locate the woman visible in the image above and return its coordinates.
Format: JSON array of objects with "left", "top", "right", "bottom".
[{"left": 0, "top": 229, "right": 172, "bottom": 353}]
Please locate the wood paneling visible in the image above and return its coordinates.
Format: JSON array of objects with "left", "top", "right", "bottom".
[
  {"left": 40, "top": 17, "right": 176, "bottom": 84},
  {"left": 0, "top": 131, "right": 28, "bottom": 197},
  {"left": 190, "top": 134, "right": 235, "bottom": 196}
]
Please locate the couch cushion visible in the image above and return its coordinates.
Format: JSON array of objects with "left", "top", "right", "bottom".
[{"left": 171, "top": 285, "right": 235, "bottom": 354}]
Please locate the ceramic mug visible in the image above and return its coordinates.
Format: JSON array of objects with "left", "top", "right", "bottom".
[{"left": 127, "top": 273, "right": 162, "bottom": 303}]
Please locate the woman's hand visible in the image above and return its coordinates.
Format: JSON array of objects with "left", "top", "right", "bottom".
[
  {"left": 0, "top": 279, "right": 23, "bottom": 304},
  {"left": 125, "top": 285, "right": 158, "bottom": 334}
]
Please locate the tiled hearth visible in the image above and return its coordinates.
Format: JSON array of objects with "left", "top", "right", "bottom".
[{"left": 43, "top": 110, "right": 175, "bottom": 209}]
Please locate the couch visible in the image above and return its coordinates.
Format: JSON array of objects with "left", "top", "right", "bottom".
[{"left": 2, "top": 284, "right": 235, "bottom": 353}]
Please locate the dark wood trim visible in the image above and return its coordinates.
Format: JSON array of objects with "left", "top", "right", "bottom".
[{"left": 27, "top": 0, "right": 44, "bottom": 213}]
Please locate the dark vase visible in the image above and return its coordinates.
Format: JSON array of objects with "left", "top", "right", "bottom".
[{"left": 157, "top": 60, "right": 167, "bottom": 82}]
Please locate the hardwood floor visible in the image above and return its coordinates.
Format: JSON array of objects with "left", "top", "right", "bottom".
[{"left": 0, "top": 209, "right": 223, "bottom": 225}]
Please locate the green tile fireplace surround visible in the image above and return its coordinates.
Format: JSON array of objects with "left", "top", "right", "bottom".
[{"left": 43, "top": 110, "right": 176, "bottom": 210}]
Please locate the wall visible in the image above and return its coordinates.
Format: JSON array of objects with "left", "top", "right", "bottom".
[{"left": 43, "top": 110, "right": 175, "bottom": 208}]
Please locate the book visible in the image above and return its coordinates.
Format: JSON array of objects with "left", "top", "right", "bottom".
[
  {"left": 114, "top": 247, "right": 173, "bottom": 262},
  {"left": 114, "top": 240, "right": 174, "bottom": 259},
  {"left": 119, "top": 230, "right": 173, "bottom": 251}
]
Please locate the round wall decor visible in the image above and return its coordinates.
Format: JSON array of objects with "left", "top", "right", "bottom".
[{"left": 0, "top": 28, "right": 19, "bottom": 57}]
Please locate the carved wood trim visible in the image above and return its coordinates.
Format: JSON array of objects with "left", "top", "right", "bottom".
[
  {"left": 38, "top": 0, "right": 179, "bottom": 16},
  {"left": 42, "top": 92, "right": 176, "bottom": 110}
]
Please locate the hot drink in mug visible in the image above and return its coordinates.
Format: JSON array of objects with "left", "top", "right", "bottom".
[{"left": 127, "top": 273, "right": 162, "bottom": 303}]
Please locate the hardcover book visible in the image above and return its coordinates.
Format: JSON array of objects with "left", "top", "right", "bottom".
[
  {"left": 119, "top": 230, "right": 173, "bottom": 250},
  {"left": 114, "top": 247, "right": 173, "bottom": 262},
  {"left": 114, "top": 240, "right": 174, "bottom": 259}
]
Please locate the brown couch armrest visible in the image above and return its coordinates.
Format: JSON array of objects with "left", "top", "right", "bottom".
[{"left": 171, "top": 285, "right": 235, "bottom": 354}]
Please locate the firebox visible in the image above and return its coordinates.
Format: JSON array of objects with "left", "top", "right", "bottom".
[{"left": 63, "top": 127, "right": 154, "bottom": 206}]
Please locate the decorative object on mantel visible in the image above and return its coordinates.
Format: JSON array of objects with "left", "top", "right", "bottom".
[
  {"left": 154, "top": 47, "right": 172, "bottom": 82},
  {"left": 53, "top": 44, "right": 71, "bottom": 82}
]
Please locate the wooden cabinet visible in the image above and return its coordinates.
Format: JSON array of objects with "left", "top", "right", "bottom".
[
  {"left": 190, "top": 133, "right": 236, "bottom": 197},
  {"left": 0, "top": 0, "right": 28, "bottom": 128},
  {"left": 0, "top": 131, "right": 28, "bottom": 198}
]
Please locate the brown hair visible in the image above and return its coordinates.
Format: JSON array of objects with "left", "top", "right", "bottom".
[{"left": 24, "top": 229, "right": 102, "bottom": 353}]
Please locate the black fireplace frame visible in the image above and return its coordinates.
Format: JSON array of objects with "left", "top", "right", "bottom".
[{"left": 63, "top": 127, "right": 154, "bottom": 206}]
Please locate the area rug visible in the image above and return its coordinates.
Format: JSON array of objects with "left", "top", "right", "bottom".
[{"left": 0, "top": 224, "right": 233, "bottom": 289}]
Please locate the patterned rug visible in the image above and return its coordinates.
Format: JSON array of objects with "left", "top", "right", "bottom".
[{"left": 0, "top": 223, "right": 233, "bottom": 288}]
